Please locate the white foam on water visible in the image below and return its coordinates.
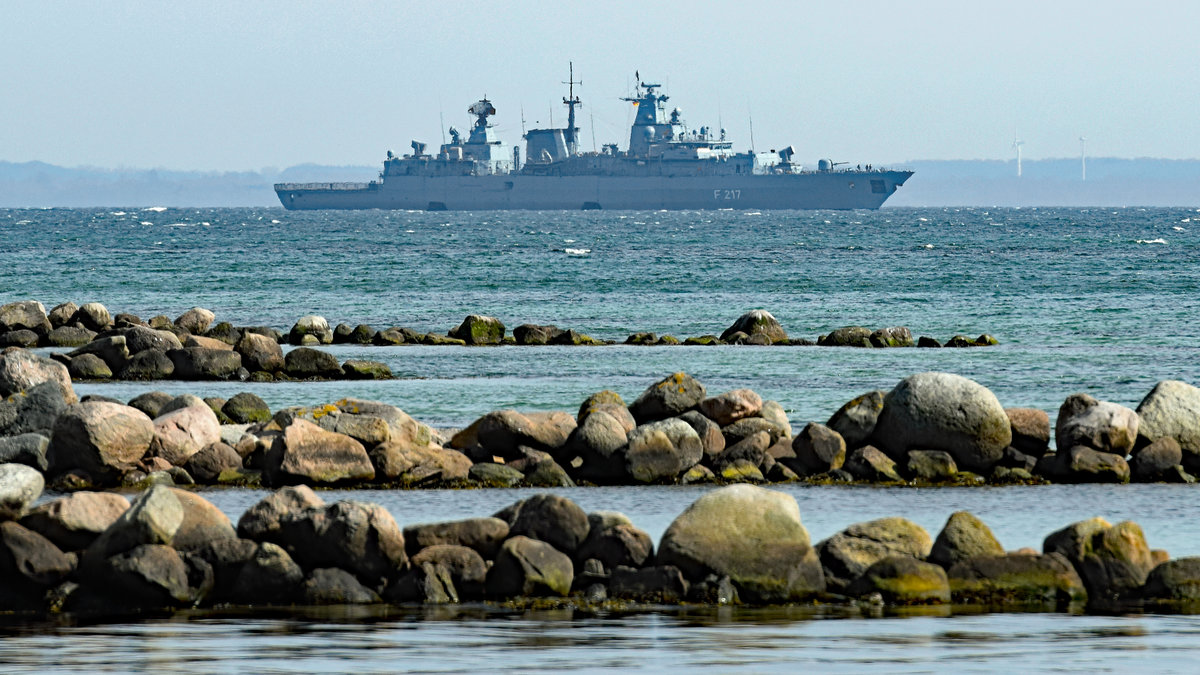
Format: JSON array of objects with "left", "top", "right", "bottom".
[
  {"left": 271, "top": 219, "right": 281, "bottom": 224},
  {"left": 139, "top": 221, "right": 154, "bottom": 226},
  {"left": 922, "top": 244, "right": 934, "bottom": 249},
  {"left": 918, "top": 217, "right": 929, "bottom": 222},
  {"left": 1174, "top": 226, "right": 1186, "bottom": 232},
  {"left": 564, "top": 248, "right": 591, "bottom": 256},
  {"left": 564, "top": 239, "right": 575, "bottom": 243},
  {"left": 143, "top": 206, "right": 168, "bottom": 212},
  {"left": 1136, "top": 238, "right": 1168, "bottom": 245},
  {"left": 110, "top": 211, "right": 126, "bottom": 216},
  {"left": 745, "top": 211, "right": 762, "bottom": 216},
  {"left": 405, "top": 229, "right": 415, "bottom": 233}
]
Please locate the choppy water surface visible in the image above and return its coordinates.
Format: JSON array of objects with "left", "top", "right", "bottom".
[{"left": 4, "top": 207, "right": 1200, "bottom": 671}]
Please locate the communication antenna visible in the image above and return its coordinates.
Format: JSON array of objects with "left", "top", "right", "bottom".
[
  {"left": 748, "top": 106, "right": 755, "bottom": 152},
  {"left": 1079, "top": 136, "right": 1087, "bottom": 181},
  {"left": 439, "top": 109, "right": 446, "bottom": 146},
  {"left": 562, "top": 61, "right": 582, "bottom": 155},
  {"left": 1012, "top": 135, "right": 1024, "bottom": 177},
  {"left": 520, "top": 105, "right": 526, "bottom": 135},
  {"left": 590, "top": 113, "right": 597, "bottom": 152}
]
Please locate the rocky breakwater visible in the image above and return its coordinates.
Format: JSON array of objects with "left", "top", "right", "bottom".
[
  {"left": 4, "top": 483, "right": 1199, "bottom": 615},
  {"left": 0, "top": 301, "right": 391, "bottom": 383},
  {"left": 3, "top": 301, "right": 1001, "bottom": 352}
]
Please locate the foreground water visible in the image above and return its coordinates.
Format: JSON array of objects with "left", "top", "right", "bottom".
[{"left": 4, "top": 206, "right": 1200, "bottom": 671}]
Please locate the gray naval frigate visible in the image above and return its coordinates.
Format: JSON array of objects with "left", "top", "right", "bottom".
[{"left": 275, "top": 69, "right": 912, "bottom": 211}]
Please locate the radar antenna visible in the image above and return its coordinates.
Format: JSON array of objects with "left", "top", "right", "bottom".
[{"left": 562, "top": 62, "right": 582, "bottom": 156}]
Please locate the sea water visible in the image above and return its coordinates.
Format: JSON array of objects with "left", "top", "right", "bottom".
[{"left": 2, "top": 206, "right": 1200, "bottom": 672}]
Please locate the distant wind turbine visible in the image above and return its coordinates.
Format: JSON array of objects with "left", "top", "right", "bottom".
[
  {"left": 1012, "top": 136, "right": 1025, "bottom": 177},
  {"left": 1079, "top": 136, "right": 1087, "bottom": 181}
]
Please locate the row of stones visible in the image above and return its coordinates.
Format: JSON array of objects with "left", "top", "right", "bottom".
[
  {"left": 2, "top": 481, "right": 1198, "bottom": 615},
  {"left": 2, "top": 347, "right": 1198, "bottom": 491},
  {"left": 0, "top": 300, "right": 998, "bottom": 351}
]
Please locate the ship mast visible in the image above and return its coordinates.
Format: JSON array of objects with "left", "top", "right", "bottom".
[{"left": 562, "top": 62, "right": 582, "bottom": 156}]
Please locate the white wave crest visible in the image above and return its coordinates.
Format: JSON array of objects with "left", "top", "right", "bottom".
[
  {"left": 564, "top": 248, "right": 591, "bottom": 256},
  {"left": 1136, "top": 238, "right": 1168, "bottom": 245}
]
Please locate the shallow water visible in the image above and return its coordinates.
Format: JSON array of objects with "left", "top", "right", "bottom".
[{"left": 5, "top": 206, "right": 1200, "bottom": 672}]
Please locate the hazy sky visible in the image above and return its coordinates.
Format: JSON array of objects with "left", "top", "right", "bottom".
[{"left": 2, "top": 0, "right": 1198, "bottom": 171}]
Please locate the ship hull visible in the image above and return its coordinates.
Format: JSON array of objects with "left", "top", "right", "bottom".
[{"left": 275, "top": 171, "right": 913, "bottom": 211}]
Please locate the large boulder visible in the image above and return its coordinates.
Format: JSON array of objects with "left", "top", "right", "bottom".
[
  {"left": 625, "top": 418, "right": 704, "bottom": 483},
  {"left": 843, "top": 445, "right": 902, "bottom": 482},
  {"left": 678, "top": 410, "right": 725, "bottom": 457},
  {"left": 827, "top": 390, "right": 885, "bottom": 449},
  {"left": 369, "top": 442, "right": 471, "bottom": 484},
  {"left": 0, "top": 433, "right": 50, "bottom": 471},
  {"left": 1055, "top": 393, "right": 1139, "bottom": 456},
  {"left": 228, "top": 541, "right": 305, "bottom": 603},
  {"left": 168, "top": 347, "right": 244, "bottom": 380},
  {"left": 283, "top": 347, "right": 342, "bottom": 379},
  {"left": 628, "top": 372, "right": 706, "bottom": 424},
  {"left": 561, "top": 410, "right": 629, "bottom": 483},
  {"left": 96, "top": 543, "right": 194, "bottom": 607},
  {"left": 448, "top": 314, "right": 505, "bottom": 345},
  {"left": 47, "top": 401, "right": 154, "bottom": 480},
  {"left": 236, "top": 332, "right": 285, "bottom": 372},
  {"left": 118, "top": 349, "right": 175, "bottom": 380},
  {"left": 790, "top": 422, "right": 846, "bottom": 475},
  {"left": 1136, "top": 380, "right": 1200, "bottom": 472},
  {"left": 450, "top": 409, "right": 575, "bottom": 461},
  {"left": 869, "top": 326, "right": 914, "bottom": 348},
  {"left": 845, "top": 556, "right": 950, "bottom": 604},
  {"left": 508, "top": 494, "right": 590, "bottom": 556},
  {"left": 403, "top": 517, "right": 510, "bottom": 560},
  {"left": 700, "top": 389, "right": 763, "bottom": 426},
  {"left": 1043, "top": 518, "right": 1156, "bottom": 601},
  {"left": 409, "top": 545, "right": 488, "bottom": 598},
  {"left": 83, "top": 485, "right": 185, "bottom": 562},
  {"left": 0, "top": 381, "right": 72, "bottom": 438},
  {"left": 485, "top": 535, "right": 573, "bottom": 597},
  {"left": 183, "top": 442, "right": 243, "bottom": 483},
  {"left": 1006, "top": 407, "right": 1051, "bottom": 457},
  {"left": 67, "top": 335, "right": 130, "bottom": 373},
  {"left": 302, "top": 567, "right": 381, "bottom": 604},
  {"left": 575, "top": 512, "right": 654, "bottom": 570},
  {"left": 274, "top": 500, "right": 408, "bottom": 586},
  {"left": 166, "top": 488, "right": 236, "bottom": 551},
  {"left": 818, "top": 326, "right": 873, "bottom": 348},
  {"left": 0, "top": 347, "right": 76, "bottom": 403},
  {"left": 1050, "top": 445, "right": 1131, "bottom": 483},
  {"left": 871, "top": 372, "right": 1011, "bottom": 472},
  {"left": 1130, "top": 438, "right": 1185, "bottom": 482},
  {"left": 0, "top": 463, "right": 43, "bottom": 520},
  {"left": 148, "top": 403, "right": 222, "bottom": 466},
  {"left": 48, "top": 302, "right": 78, "bottom": 328},
  {"left": 948, "top": 553, "right": 1087, "bottom": 605},
  {"left": 20, "top": 491, "right": 130, "bottom": 551},
  {"left": 0, "top": 521, "right": 75, "bottom": 589},
  {"left": 927, "top": 511, "right": 1005, "bottom": 569},
  {"left": 0, "top": 301, "right": 50, "bottom": 335},
  {"left": 264, "top": 419, "right": 374, "bottom": 485},
  {"left": 1142, "top": 557, "right": 1200, "bottom": 602},
  {"left": 816, "top": 517, "right": 932, "bottom": 593},
  {"left": 222, "top": 392, "right": 271, "bottom": 424},
  {"left": 70, "top": 302, "right": 112, "bottom": 332},
  {"left": 119, "top": 325, "right": 184, "bottom": 354},
  {"left": 174, "top": 307, "right": 216, "bottom": 335},
  {"left": 236, "top": 485, "right": 326, "bottom": 541},
  {"left": 656, "top": 484, "right": 825, "bottom": 602},
  {"left": 720, "top": 310, "right": 787, "bottom": 344},
  {"left": 46, "top": 325, "right": 96, "bottom": 347}
]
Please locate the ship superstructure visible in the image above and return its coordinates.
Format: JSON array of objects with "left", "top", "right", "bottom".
[{"left": 276, "top": 67, "right": 911, "bottom": 211}]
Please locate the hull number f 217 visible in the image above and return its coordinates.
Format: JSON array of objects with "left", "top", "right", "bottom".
[{"left": 713, "top": 189, "right": 742, "bottom": 200}]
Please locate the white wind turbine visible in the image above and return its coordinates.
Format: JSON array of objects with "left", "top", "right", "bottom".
[
  {"left": 1012, "top": 136, "right": 1025, "bottom": 177},
  {"left": 1079, "top": 136, "right": 1087, "bottom": 181}
]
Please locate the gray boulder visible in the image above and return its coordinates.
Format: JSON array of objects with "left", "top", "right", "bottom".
[
  {"left": 1136, "top": 380, "right": 1200, "bottom": 472},
  {"left": 928, "top": 511, "right": 1005, "bottom": 569},
  {"left": 46, "top": 325, "right": 96, "bottom": 347},
  {"left": 450, "top": 409, "right": 575, "bottom": 461},
  {"left": 67, "top": 335, "right": 130, "bottom": 373},
  {"left": 872, "top": 372, "right": 1011, "bottom": 472},
  {"left": 263, "top": 419, "right": 374, "bottom": 486},
  {"left": 20, "top": 491, "right": 130, "bottom": 551},
  {"left": 120, "top": 325, "right": 184, "bottom": 354},
  {"left": 485, "top": 535, "right": 573, "bottom": 597},
  {"left": 386, "top": 561, "right": 459, "bottom": 604},
  {"left": 625, "top": 418, "right": 704, "bottom": 483},
  {"left": 1006, "top": 407, "right": 1051, "bottom": 456},
  {"left": 99, "top": 543, "right": 194, "bottom": 607},
  {"left": 148, "top": 403, "right": 222, "bottom": 466},
  {"left": 610, "top": 565, "right": 690, "bottom": 602},
  {"left": 845, "top": 556, "right": 950, "bottom": 604},
  {"left": 0, "top": 300, "right": 50, "bottom": 335},
  {"left": 905, "top": 450, "right": 958, "bottom": 481},
  {"left": 678, "top": 410, "right": 725, "bottom": 457},
  {"left": 274, "top": 500, "right": 408, "bottom": 586},
  {"left": 1142, "top": 557, "right": 1200, "bottom": 602},
  {"left": 71, "top": 302, "right": 112, "bottom": 332},
  {"left": 1052, "top": 445, "right": 1131, "bottom": 483},
  {"left": 410, "top": 545, "right": 488, "bottom": 598},
  {"left": 0, "top": 382, "right": 72, "bottom": 438},
  {"left": 118, "top": 349, "right": 175, "bottom": 379},
  {"left": 0, "top": 330, "right": 39, "bottom": 348},
  {"left": 948, "top": 553, "right": 1087, "bottom": 605},
  {"left": 1043, "top": 518, "right": 1155, "bottom": 601},
  {"left": 827, "top": 390, "right": 885, "bottom": 449},
  {"left": 509, "top": 493, "right": 590, "bottom": 556},
  {"left": 48, "top": 302, "right": 78, "bottom": 328},
  {"left": 0, "top": 463, "right": 44, "bottom": 520},
  {"left": 790, "top": 422, "right": 846, "bottom": 474},
  {"left": 0, "top": 347, "right": 76, "bottom": 403},
  {"left": 575, "top": 512, "right": 654, "bottom": 570},
  {"left": 168, "top": 347, "right": 243, "bottom": 380},
  {"left": 0, "top": 521, "right": 75, "bottom": 588},
  {"left": 818, "top": 326, "right": 872, "bottom": 347},
  {"left": 816, "top": 517, "right": 932, "bottom": 593},
  {"left": 403, "top": 517, "right": 509, "bottom": 559},
  {"left": 83, "top": 485, "right": 185, "bottom": 562},
  {"left": 869, "top": 326, "right": 914, "bottom": 348},
  {"left": 720, "top": 310, "right": 787, "bottom": 344},
  {"left": 843, "top": 445, "right": 902, "bottom": 482},
  {"left": 236, "top": 485, "right": 326, "bottom": 541},
  {"left": 562, "top": 410, "right": 629, "bottom": 483},
  {"left": 236, "top": 332, "right": 285, "bottom": 372},
  {"left": 283, "top": 347, "right": 342, "bottom": 378},
  {"left": 183, "top": 442, "right": 243, "bottom": 483},
  {"left": 174, "top": 307, "right": 216, "bottom": 335},
  {"left": 628, "top": 372, "right": 706, "bottom": 424},
  {"left": 1130, "top": 437, "right": 1184, "bottom": 482},
  {"left": 1055, "top": 393, "right": 1138, "bottom": 456},
  {"left": 700, "top": 388, "right": 763, "bottom": 426},
  {"left": 47, "top": 401, "right": 154, "bottom": 481},
  {"left": 656, "top": 484, "right": 825, "bottom": 602},
  {"left": 448, "top": 314, "right": 506, "bottom": 345},
  {"left": 302, "top": 567, "right": 381, "bottom": 604},
  {"left": 222, "top": 392, "right": 271, "bottom": 424},
  {"left": 68, "top": 353, "right": 113, "bottom": 379},
  {"left": 369, "top": 442, "right": 472, "bottom": 484},
  {"left": 0, "top": 433, "right": 49, "bottom": 471},
  {"left": 229, "top": 541, "right": 305, "bottom": 603}
]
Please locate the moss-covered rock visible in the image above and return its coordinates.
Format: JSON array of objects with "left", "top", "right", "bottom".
[
  {"left": 846, "top": 556, "right": 950, "bottom": 604},
  {"left": 948, "top": 553, "right": 1087, "bottom": 605},
  {"left": 449, "top": 314, "right": 505, "bottom": 345}
]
